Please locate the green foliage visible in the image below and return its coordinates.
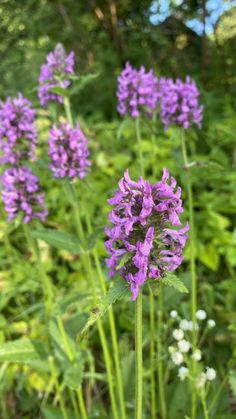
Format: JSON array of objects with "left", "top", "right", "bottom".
[
  {"left": 81, "top": 278, "right": 130, "bottom": 334},
  {"left": 162, "top": 272, "right": 189, "bottom": 293}
]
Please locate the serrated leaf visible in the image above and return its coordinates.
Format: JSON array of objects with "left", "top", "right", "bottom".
[
  {"left": 162, "top": 272, "right": 188, "bottom": 293},
  {"left": 32, "top": 229, "right": 83, "bottom": 254},
  {"left": 0, "top": 339, "right": 40, "bottom": 363},
  {"left": 116, "top": 252, "right": 132, "bottom": 270},
  {"left": 48, "top": 86, "right": 70, "bottom": 98},
  {"left": 81, "top": 278, "right": 130, "bottom": 335}
]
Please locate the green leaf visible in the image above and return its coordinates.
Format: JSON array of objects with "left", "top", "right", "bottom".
[
  {"left": 116, "top": 252, "right": 132, "bottom": 270},
  {"left": 42, "top": 406, "right": 74, "bottom": 419},
  {"left": 48, "top": 86, "right": 70, "bottom": 98},
  {"left": 81, "top": 279, "right": 130, "bottom": 335},
  {"left": 32, "top": 229, "right": 83, "bottom": 254},
  {"left": 162, "top": 272, "right": 188, "bottom": 294},
  {"left": 70, "top": 73, "right": 99, "bottom": 94},
  {"left": 198, "top": 244, "right": 220, "bottom": 271},
  {"left": 229, "top": 371, "right": 236, "bottom": 399},
  {"left": 64, "top": 355, "right": 84, "bottom": 390},
  {"left": 85, "top": 227, "right": 104, "bottom": 250},
  {"left": 0, "top": 339, "right": 40, "bottom": 363}
]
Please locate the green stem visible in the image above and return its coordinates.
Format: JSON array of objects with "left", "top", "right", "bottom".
[
  {"left": 77, "top": 389, "right": 88, "bottom": 419},
  {"left": 63, "top": 97, "right": 73, "bottom": 126},
  {"left": 157, "top": 285, "right": 167, "bottom": 419},
  {"left": 135, "top": 118, "right": 144, "bottom": 177},
  {"left": 135, "top": 291, "right": 143, "bottom": 419},
  {"left": 69, "top": 389, "right": 80, "bottom": 419},
  {"left": 201, "top": 391, "right": 209, "bottom": 419},
  {"left": 68, "top": 187, "right": 118, "bottom": 419},
  {"left": 85, "top": 215, "right": 126, "bottom": 419},
  {"left": 181, "top": 129, "right": 197, "bottom": 419},
  {"left": 149, "top": 289, "right": 156, "bottom": 419},
  {"left": 22, "top": 223, "right": 53, "bottom": 316},
  {"left": 49, "top": 356, "right": 68, "bottom": 419},
  {"left": 63, "top": 96, "right": 119, "bottom": 419},
  {"left": 56, "top": 316, "right": 86, "bottom": 419}
]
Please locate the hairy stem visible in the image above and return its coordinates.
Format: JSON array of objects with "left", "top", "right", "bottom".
[
  {"left": 85, "top": 214, "right": 126, "bottom": 419},
  {"left": 181, "top": 129, "right": 197, "bottom": 418},
  {"left": 157, "top": 285, "right": 167, "bottom": 419},
  {"left": 135, "top": 291, "right": 143, "bottom": 419},
  {"left": 135, "top": 118, "right": 144, "bottom": 177}
]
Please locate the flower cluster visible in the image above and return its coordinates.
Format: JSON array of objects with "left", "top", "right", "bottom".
[
  {"left": 117, "top": 62, "right": 159, "bottom": 118},
  {"left": 48, "top": 122, "right": 91, "bottom": 179},
  {"left": 169, "top": 310, "right": 216, "bottom": 389},
  {"left": 38, "top": 44, "right": 75, "bottom": 107},
  {"left": 2, "top": 167, "right": 48, "bottom": 223},
  {"left": 0, "top": 93, "right": 37, "bottom": 164},
  {"left": 159, "top": 76, "right": 203, "bottom": 130},
  {"left": 105, "top": 168, "right": 188, "bottom": 300}
]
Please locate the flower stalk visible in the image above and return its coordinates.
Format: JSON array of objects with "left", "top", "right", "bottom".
[
  {"left": 181, "top": 129, "right": 197, "bottom": 418},
  {"left": 135, "top": 290, "right": 143, "bottom": 419}
]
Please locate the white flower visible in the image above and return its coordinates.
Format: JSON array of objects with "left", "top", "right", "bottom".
[
  {"left": 206, "top": 367, "right": 216, "bottom": 381},
  {"left": 196, "top": 372, "right": 207, "bottom": 389},
  {"left": 196, "top": 310, "right": 207, "bottom": 320},
  {"left": 173, "top": 329, "right": 184, "bottom": 341},
  {"left": 171, "top": 351, "right": 184, "bottom": 365},
  {"left": 179, "top": 319, "right": 189, "bottom": 331},
  {"left": 170, "top": 310, "right": 178, "bottom": 318},
  {"left": 192, "top": 349, "right": 202, "bottom": 361},
  {"left": 208, "top": 319, "right": 215, "bottom": 328},
  {"left": 178, "top": 339, "right": 191, "bottom": 353},
  {"left": 178, "top": 366, "right": 189, "bottom": 381},
  {"left": 168, "top": 346, "right": 176, "bottom": 354}
]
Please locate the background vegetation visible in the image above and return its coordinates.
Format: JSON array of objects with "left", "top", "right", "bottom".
[{"left": 0, "top": 1, "right": 236, "bottom": 418}]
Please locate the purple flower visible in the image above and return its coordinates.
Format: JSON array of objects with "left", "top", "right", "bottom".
[
  {"left": 0, "top": 93, "right": 37, "bottom": 164},
  {"left": 48, "top": 122, "right": 91, "bottom": 179},
  {"left": 1, "top": 166, "right": 48, "bottom": 223},
  {"left": 105, "top": 169, "right": 188, "bottom": 300},
  {"left": 38, "top": 44, "right": 75, "bottom": 107},
  {"left": 117, "top": 62, "right": 159, "bottom": 118},
  {"left": 159, "top": 76, "right": 203, "bottom": 130}
]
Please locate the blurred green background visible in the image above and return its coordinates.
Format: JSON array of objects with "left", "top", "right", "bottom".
[{"left": 0, "top": 1, "right": 236, "bottom": 418}]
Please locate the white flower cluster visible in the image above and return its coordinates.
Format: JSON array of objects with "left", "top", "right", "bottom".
[
  {"left": 168, "top": 309, "right": 217, "bottom": 387},
  {"left": 196, "top": 367, "right": 216, "bottom": 388}
]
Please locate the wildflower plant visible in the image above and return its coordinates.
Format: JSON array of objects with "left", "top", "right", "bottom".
[
  {"left": 2, "top": 166, "right": 48, "bottom": 223},
  {"left": 38, "top": 43, "right": 75, "bottom": 107},
  {"left": 48, "top": 122, "right": 91, "bottom": 179},
  {"left": 0, "top": 93, "right": 37, "bottom": 164},
  {"left": 105, "top": 168, "right": 188, "bottom": 300},
  {"left": 169, "top": 309, "right": 217, "bottom": 417},
  {"left": 117, "top": 62, "right": 159, "bottom": 119},
  {"left": 158, "top": 76, "right": 203, "bottom": 130}
]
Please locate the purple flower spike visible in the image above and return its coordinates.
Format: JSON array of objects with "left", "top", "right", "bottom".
[
  {"left": 159, "top": 76, "right": 203, "bottom": 130},
  {"left": 48, "top": 122, "right": 91, "bottom": 179},
  {"left": 105, "top": 169, "right": 188, "bottom": 300},
  {"left": 38, "top": 43, "right": 75, "bottom": 107},
  {"left": 0, "top": 93, "right": 37, "bottom": 164},
  {"left": 117, "top": 62, "right": 159, "bottom": 118},
  {"left": 2, "top": 167, "right": 48, "bottom": 223}
]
